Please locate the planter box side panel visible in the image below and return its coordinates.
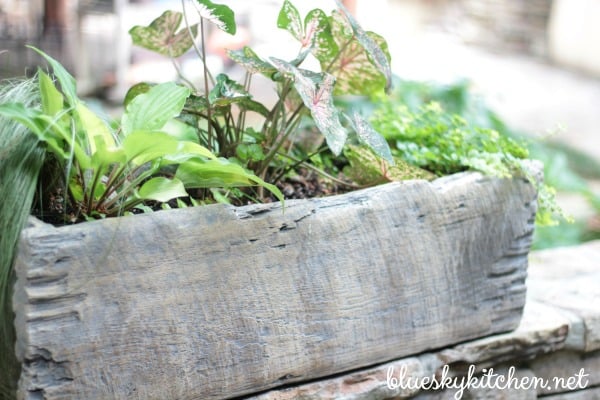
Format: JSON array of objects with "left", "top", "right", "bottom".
[{"left": 13, "top": 173, "right": 537, "bottom": 399}]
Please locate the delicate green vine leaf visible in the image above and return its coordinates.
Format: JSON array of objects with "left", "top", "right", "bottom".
[
  {"left": 122, "top": 82, "right": 191, "bottom": 135},
  {"left": 323, "top": 12, "right": 390, "bottom": 95},
  {"left": 333, "top": 1, "right": 392, "bottom": 91},
  {"left": 137, "top": 177, "right": 188, "bottom": 202},
  {"left": 195, "top": 0, "right": 236, "bottom": 35},
  {"left": 346, "top": 111, "right": 394, "bottom": 165},
  {"left": 28, "top": 46, "right": 78, "bottom": 106},
  {"left": 227, "top": 46, "right": 277, "bottom": 77},
  {"left": 270, "top": 57, "right": 347, "bottom": 155},
  {"left": 176, "top": 158, "right": 284, "bottom": 203},
  {"left": 129, "top": 11, "right": 198, "bottom": 57}
]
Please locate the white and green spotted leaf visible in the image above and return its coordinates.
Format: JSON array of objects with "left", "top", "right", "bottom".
[
  {"left": 194, "top": 0, "right": 236, "bottom": 35},
  {"left": 333, "top": 1, "right": 392, "bottom": 91},
  {"left": 227, "top": 47, "right": 277, "bottom": 77},
  {"left": 129, "top": 11, "right": 198, "bottom": 57},
  {"left": 277, "top": 0, "right": 303, "bottom": 41},
  {"left": 323, "top": 11, "right": 390, "bottom": 95},
  {"left": 270, "top": 58, "right": 347, "bottom": 156},
  {"left": 346, "top": 111, "right": 394, "bottom": 164}
]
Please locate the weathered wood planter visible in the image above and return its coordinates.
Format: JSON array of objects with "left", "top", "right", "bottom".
[{"left": 12, "top": 169, "right": 538, "bottom": 399}]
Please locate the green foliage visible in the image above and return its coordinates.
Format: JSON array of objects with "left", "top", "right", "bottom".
[
  {"left": 129, "top": 0, "right": 394, "bottom": 191},
  {"left": 0, "top": 49, "right": 282, "bottom": 221},
  {"left": 0, "top": 77, "right": 45, "bottom": 399}
]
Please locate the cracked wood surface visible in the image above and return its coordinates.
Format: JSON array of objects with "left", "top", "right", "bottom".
[{"left": 12, "top": 171, "right": 537, "bottom": 399}]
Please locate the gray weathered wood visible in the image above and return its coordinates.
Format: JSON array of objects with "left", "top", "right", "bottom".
[{"left": 13, "top": 171, "right": 537, "bottom": 399}]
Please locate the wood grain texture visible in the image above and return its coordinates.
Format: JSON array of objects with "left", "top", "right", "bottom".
[{"left": 12, "top": 171, "right": 538, "bottom": 399}]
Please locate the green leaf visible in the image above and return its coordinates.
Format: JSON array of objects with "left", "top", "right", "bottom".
[
  {"left": 122, "top": 130, "right": 181, "bottom": 166},
  {"left": 277, "top": 0, "right": 303, "bottom": 40},
  {"left": 323, "top": 12, "right": 390, "bottom": 95},
  {"left": 176, "top": 158, "right": 283, "bottom": 203},
  {"left": 277, "top": 2, "right": 337, "bottom": 63},
  {"left": 195, "top": 0, "right": 236, "bottom": 35},
  {"left": 209, "top": 73, "right": 250, "bottom": 107},
  {"left": 333, "top": 1, "right": 392, "bottom": 91},
  {"left": 28, "top": 46, "right": 78, "bottom": 106},
  {"left": 270, "top": 58, "right": 347, "bottom": 155},
  {"left": 236, "top": 143, "right": 265, "bottom": 162},
  {"left": 75, "top": 102, "right": 116, "bottom": 154},
  {"left": 39, "top": 70, "right": 64, "bottom": 116},
  {"left": 137, "top": 177, "right": 188, "bottom": 202},
  {"left": 122, "top": 82, "right": 191, "bottom": 136},
  {"left": 346, "top": 111, "right": 393, "bottom": 164},
  {"left": 227, "top": 47, "right": 277, "bottom": 77},
  {"left": 123, "top": 82, "right": 154, "bottom": 108},
  {"left": 129, "top": 11, "right": 198, "bottom": 57}
]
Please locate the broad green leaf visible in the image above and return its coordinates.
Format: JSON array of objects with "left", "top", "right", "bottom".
[
  {"left": 277, "top": 0, "right": 303, "bottom": 41},
  {"left": 75, "top": 103, "right": 116, "bottom": 155},
  {"left": 91, "top": 135, "right": 126, "bottom": 168},
  {"left": 270, "top": 58, "right": 347, "bottom": 155},
  {"left": 164, "top": 141, "right": 217, "bottom": 163},
  {"left": 237, "top": 98, "right": 269, "bottom": 117},
  {"left": 28, "top": 46, "right": 78, "bottom": 106},
  {"left": 323, "top": 12, "right": 390, "bottom": 95},
  {"left": 162, "top": 118, "right": 199, "bottom": 142},
  {"left": 137, "top": 177, "right": 188, "bottom": 202},
  {"left": 129, "top": 11, "right": 198, "bottom": 57},
  {"left": 39, "top": 70, "right": 64, "bottom": 116},
  {"left": 122, "top": 82, "right": 191, "bottom": 136},
  {"left": 333, "top": 1, "right": 392, "bottom": 91},
  {"left": 176, "top": 158, "right": 283, "bottom": 203},
  {"left": 122, "top": 130, "right": 180, "bottom": 166},
  {"left": 195, "top": 0, "right": 236, "bottom": 35},
  {"left": 123, "top": 82, "right": 154, "bottom": 108},
  {"left": 346, "top": 111, "right": 393, "bottom": 164},
  {"left": 227, "top": 47, "right": 277, "bottom": 77}
]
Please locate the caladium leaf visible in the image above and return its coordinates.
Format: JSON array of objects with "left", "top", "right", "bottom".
[
  {"left": 208, "top": 74, "right": 269, "bottom": 116},
  {"left": 194, "top": 0, "right": 236, "bottom": 35},
  {"left": 122, "top": 82, "right": 191, "bottom": 136},
  {"left": 334, "top": 0, "right": 392, "bottom": 91},
  {"left": 129, "top": 11, "right": 198, "bottom": 57},
  {"left": 346, "top": 111, "right": 394, "bottom": 165},
  {"left": 227, "top": 46, "right": 277, "bottom": 77},
  {"left": 277, "top": 1, "right": 338, "bottom": 63},
  {"left": 137, "top": 177, "right": 188, "bottom": 202},
  {"left": 323, "top": 11, "right": 391, "bottom": 95},
  {"left": 270, "top": 58, "right": 347, "bottom": 155}
]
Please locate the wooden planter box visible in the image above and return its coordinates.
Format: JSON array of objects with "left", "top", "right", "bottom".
[{"left": 12, "top": 169, "right": 538, "bottom": 399}]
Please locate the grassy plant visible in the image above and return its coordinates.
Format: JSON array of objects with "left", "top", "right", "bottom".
[{"left": 0, "top": 76, "right": 45, "bottom": 399}]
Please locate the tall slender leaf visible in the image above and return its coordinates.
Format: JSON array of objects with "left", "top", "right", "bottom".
[{"left": 28, "top": 46, "right": 78, "bottom": 106}]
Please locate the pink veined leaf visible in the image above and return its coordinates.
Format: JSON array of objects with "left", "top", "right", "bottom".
[{"left": 269, "top": 58, "right": 347, "bottom": 155}]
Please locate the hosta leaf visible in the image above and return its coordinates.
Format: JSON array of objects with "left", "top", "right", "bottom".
[
  {"left": 122, "top": 82, "right": 190, "bottom": 135},
  {"left": 346, "top": 111, "right": 393, "bottom": 164},
  {"left": 176, "top": 158, "right": 284, "bottom": 203},
  {"left": 227, "top": 46, "right": 277, "bottom": 77},
  {"left": 122, "top": 130, "right": 180, "bottom": 166},
  {"left": 195, "top": 0, "right": 236, "bottom": 35},
  {"left": 75, "top": 103, "right": 116, "bottom": 154},
  {"left": 334, "top": 1, "right": 392, "bottom": 91},
  {"left": 137, "top": 177, "right": 188, "bottom": 202},
  {"left": 270, "top": 57, "right": 347, "bottom": 155},
  {"left": 129, "top": 11, "right": 198, "bottom": 57},
  {"left": 324, "top": 12, "right": 390, "bottom": 95},
  {"left": 124, "top": 82, "right": 154, "bottom": 108}
]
